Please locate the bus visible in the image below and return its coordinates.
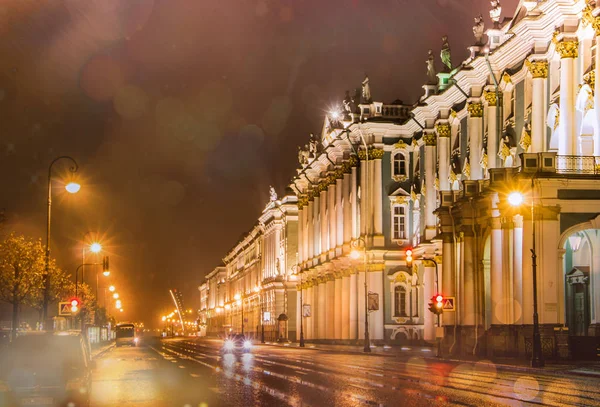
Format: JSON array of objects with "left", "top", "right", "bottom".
[{"left": 115, "top": 323, "right": 137, "bottom": 347}]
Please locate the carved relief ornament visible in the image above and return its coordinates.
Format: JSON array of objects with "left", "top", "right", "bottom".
[
  {"left": 582, "top": 3, "right": 600, "bottom": 35},
  {"left": 484, "top": 90, "right": 497, "bottom": 106},
  {"left": 423, "top": 133, "right": 437, "bottom": 146},
  {"left": 553, "top": 38, "right": 579, "bottom": 59},
  {"left": 468, "top": 103, "right": 484, "bottom": 118},
  {"left": 525, "top": 59, "right": 548, "bottom": 79},
  {"left": 435, "top": 123, "right": 451, "bottom": 138}
]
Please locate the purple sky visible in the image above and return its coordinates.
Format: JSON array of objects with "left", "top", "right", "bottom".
[{"left": 0, "top": 0, "right": 519, "bottom": 324}]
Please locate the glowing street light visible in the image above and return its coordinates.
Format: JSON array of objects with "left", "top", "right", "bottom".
[
  {"left": 507, "top": 191, "right": 524, "bottom": 207},
  {"left": 234, "top": 293, "right": 241, "bottom": 301},
  {"left": 119, "top": 308, "right": 124, "bottom": 313},
  {"left": 113, "top": 293, "right": 119, "bottom": 299},
  {"left": 89, "top": 242, "right": 102, "bottom": 253},
  {"left": 65, "top": 182, "right": 81, "bottom": 194},
  {"left": 162, "top": 316, "right": 166, "bottom": 322},
  {"left": 109, "top": 285, "right": 115, "bottom": 292}
]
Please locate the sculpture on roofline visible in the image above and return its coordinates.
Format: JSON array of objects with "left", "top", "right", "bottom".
[
  {"left": 298, "top": 145, "right": 309, "bottom": 166},
  {"left": 440, "top": 36, "right": 452, "bottom": 72},
  {"left": 473, "top": 15, "right": 485, "bottom": 44},
  {"left": 426, "top": 50, "right": 437, "bottom": 85},
  {"left": 269, "top": 186, "right": 278, "bottom": 202},
  {"left": 308, "top": 133, "right": 318, "bottom": 157},
  {"left": 361, "top": 75, "right": 372, "bottom": 104},
  {"left": 343, "top": 90, "right": 353, "bottom": 119},
  {"left": 490, "top": 0, "right": 502, "bottom": 28}
]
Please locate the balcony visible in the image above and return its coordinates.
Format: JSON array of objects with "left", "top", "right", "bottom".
[{"left": 520, "top": 153, "right": 600, "bottom": 176}]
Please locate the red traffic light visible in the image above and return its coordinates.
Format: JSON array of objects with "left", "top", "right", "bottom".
[{"left": 70, "top": 298, "right": 80, "bottom": 312}]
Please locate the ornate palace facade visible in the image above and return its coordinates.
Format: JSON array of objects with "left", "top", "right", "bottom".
[{"left": 201, "top": 0, "right": 600, "bottom": 358}]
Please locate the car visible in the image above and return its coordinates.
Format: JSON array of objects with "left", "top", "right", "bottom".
[
  {"left": 0, "top": 331, "right": 94, "bottom": 407},
  {"left": 222, "top": 334, "right": 252, "bottom": 354}
]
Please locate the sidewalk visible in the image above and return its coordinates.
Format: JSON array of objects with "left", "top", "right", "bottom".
[
  {"left": 91, "top": 341, "right": 114, "bottom": 358},
  {"left": 258, "top": 341, "right": 600, "bottom": 378}
]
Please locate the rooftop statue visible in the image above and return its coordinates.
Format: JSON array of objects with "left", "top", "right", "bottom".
[
  {"left": 343, "top": 90, "right": 353, "bottom": 118},
  {"left": 440, "top": 36, "right": 452, "bottom": 72},
  {"left": 298, "top": 145, "right": 309, "bottom": 166},
  {"left": 361, "top": 75, "right": 372, "bottom": 103},
  {"left": 269, "top": 186, "right": 278, "bottom": 202},
  {"left": 490, "top": 0, "right": 502, "bottom": 28},
  {"left": 473, "top": 15, "right": 485, "bottom": 44},
  {"left": 426, "top": 49, "right": 437, "bottom": 85},
  {"left": 308, "top": 133, "right": 319, "bottom": 157}
]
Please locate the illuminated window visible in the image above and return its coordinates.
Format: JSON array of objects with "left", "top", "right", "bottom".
[
  {"left": 394, "top": 286, "right": 407, "bottom": 317},
  {"left": 392, "top": 206, "right": 406, "bottom": 240},
  {"left": 393, "top": 153, "right": 407, "bottom": 177}
]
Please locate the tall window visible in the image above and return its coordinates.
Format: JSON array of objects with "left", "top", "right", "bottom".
[
  {"left": 393, "top": 206, "right": 406, "bottom": 240},
  {"left": 393, "top": 153, "right": 407, "bottom": 177},
  {"left": 394, "top": 285, "right": 407, "bottom": 317}
]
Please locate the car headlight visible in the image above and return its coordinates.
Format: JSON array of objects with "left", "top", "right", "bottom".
[
  {"left": 243, "top": 340, "right": 252, "bottom": 349},
  {"left": 224, "top": 340, "right": 234, "bottom": 350}
]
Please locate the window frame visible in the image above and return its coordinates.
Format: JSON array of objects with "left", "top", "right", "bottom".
[{"left": 391, "top": 204, "right": 407, "bottom": 241}]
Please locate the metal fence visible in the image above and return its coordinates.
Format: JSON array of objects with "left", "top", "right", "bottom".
[{"left": 556, "top": 155, "right": 600, "bottom": 175}]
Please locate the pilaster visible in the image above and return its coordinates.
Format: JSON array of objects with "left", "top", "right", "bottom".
[
  {"left": 525, "top": 59, "right": 548, "bottom": 153},
  {"left": 467, "top": 102, "right": 484, "bottom": 180},
  {"left": 554, "top": 34, "right": 578, "bottom": 158},
  {"left": 423, "top": 131, "right": 437, "bottom": 240},
  {"left": 436, "top": 122, "right": 451, "bottom": 191}
]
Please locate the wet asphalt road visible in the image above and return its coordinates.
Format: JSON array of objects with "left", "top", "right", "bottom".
[{"left": 90, "top": 337, "right": 600, "bottom": 407}]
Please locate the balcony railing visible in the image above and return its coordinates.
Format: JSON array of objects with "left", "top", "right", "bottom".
[{"left": 556, "top": 155, "right": 600, "bottom": 175}]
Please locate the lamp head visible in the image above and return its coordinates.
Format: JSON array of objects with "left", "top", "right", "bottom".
[
  {"left": 507, "top": 191, "right": 524, "bottom": 207},
  {"left": 89, "top": 242, "right": 102, "bottom": 253},
  {"left": 65, "top": 182, "right": 81, "bottom": 194}
]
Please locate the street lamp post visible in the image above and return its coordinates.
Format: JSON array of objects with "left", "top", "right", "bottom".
[
  {"left": 291, "top": 262, "right": 304, "bottom": 347},
  {"left": 43, "top": 156, "right": 79, "bottom": 327},
  {"left": 507, "top": 178, "right": 544, "bottom": 368},
  {"left": 351, "top": 237, "right": 371, "bottom": 353},
  {"left": 423, "top": 257, "right": 441, "bottom": 358}
]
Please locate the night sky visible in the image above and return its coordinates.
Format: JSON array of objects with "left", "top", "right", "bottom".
[{"left": 0, "top": 0, "right": 519, "bottom": 325}]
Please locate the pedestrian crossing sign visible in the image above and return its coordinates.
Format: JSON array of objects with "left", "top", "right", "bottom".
[
  {"left": 442, "top": 297, "right": 455, "bottom": 311},
  {"left": 59, "top": 302, "right": 72, "bottom": 316}
]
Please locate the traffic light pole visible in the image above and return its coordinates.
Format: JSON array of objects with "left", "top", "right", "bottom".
[{"left": 424, "top": 257, "right": 442, "bottom": 358}]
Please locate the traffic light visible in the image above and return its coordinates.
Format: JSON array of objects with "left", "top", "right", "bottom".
[
  {"left": 428, "top": 294, "right": 444, "bottom": 315},
  {"left": 102, "top": 256, "right": 110, "bottom": 276},
  {"left": 70, "top": 298, "right": 80, "bottom": 313},
  {"left": 405, "top": 248, "right": 413, "bottom": 268}
]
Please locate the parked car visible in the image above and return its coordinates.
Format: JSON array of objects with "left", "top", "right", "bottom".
[{"left": 0, "top": 331, "right": 94, "bottom": 406}]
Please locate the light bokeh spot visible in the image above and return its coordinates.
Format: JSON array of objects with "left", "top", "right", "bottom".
[{"left": 513, "top": 376, "right": 539, "bottom": 401}]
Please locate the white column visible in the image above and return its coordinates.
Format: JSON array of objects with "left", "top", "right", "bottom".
[
  {"left": 484, "top": 91, "right": 498, "bottom": 169},
  {"left": 313, "top": 196, "right": 320, "bottom": 257},
  {"left": 556, "top": 38, "right": 578, "bottom": 156},
  {"left": 341, "top": 274, "right": 350, "bottom": 339},
  {"left": 336, "top": 178, "right": 343, "bottom": 248},
  {"left": 328, "top": 183, "right": 336, "bottom": 253},
  {"left": 423, "top": 264, "right": 436, "bottom": 341},
  {"left": 343, "top": 173, "right": 352, "bottom": 244},
  {"left": 298, "top": 206, "right": 304, "bottom": 264},
  {"left": 318, "top": 281, "right": 326, "bottom": 338},
  {"left": 490, "top": 217, "right": 504, "bottom": 325},
  {"left": 334, "top": 275, "right": 342, "bottom": 339},
  {"left": 513, "top": 215, "right": 523, "bottom": 324},
  {"left": 351, "top": 168, "right": 359, "bottom": 239},
  {"left": 369, "top": 270, "right": 384, "bottom": 340},
  {"left": 357, "top": 270, "right": 365, "bottom": 340},
  {"left": 442, "top": 239, "right": 454, "bottom": 325},
  {"left": 349, "top": 272, "right": 358, "bottom": 340},
  {"left": 326, "top": 277, "right": 335, "bottom": 339},
  {"left": 436, "top": 123, "right": 451, "bottom": 191},
  {"left": 502, "top": 219, "right": 514, "bottom": 325},
  {"left": 539, "top": 216, "right": 560, "bottom": 324},
  {"left": 307, "top": 201, "right": 314, "bottom": 261},
  {"left": 527, "top": 59, "right": 548, "bottom": 153},
  {"left": 522, "top": 218, "right": 533, "bottom": 325},
  {"left": 596, "top": 34, "right": 600, "bottom": 156},
  {"left": 462, "top": 235, "right": 475, "bottom": 325},
  {"left": 320, "top": 190, "right": 328, "bottom": 255},
  {"left": 373, "top": 154, "right": 383, "bottom": 236},
  {"left": 468, "top": 103, "right": 484, "bottom": 180},
  {"left": 296, "top": 285, "right": 302, "bottom": 338},
  {"left": 424, "top": 132, "right": 437, "bottom": 240},
  {"left": 360, "top": 160, "right": 367, "bottom": 236}
]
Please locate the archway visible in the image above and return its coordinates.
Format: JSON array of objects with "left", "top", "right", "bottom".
[{"left": 559, "top": 221, "right": 600, "bottom": 337}]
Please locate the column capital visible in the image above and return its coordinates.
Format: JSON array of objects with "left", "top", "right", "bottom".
[
  {"left": 583, "top": 4, "right": 600, "bottom": 36},
  {"left": 525, "top": 59, "right": 548, "bottom": 79},
  {"left": 552, "top": 34, "right": 578, "bottom": 59},
  {"left": 491, "top": 217, "right": 502, "bottom": 229},
  {"left": 484, "top": 90, "right": 497, "bottom": 107},
  {"left": 435, "top": 122, "right": 451, "bottom": 138},
  {"left": 423, "top": 133, "right": 437, "bottom": 146},
  {"left": 467, "top": 103, "right": 484, "bottom": 118}
]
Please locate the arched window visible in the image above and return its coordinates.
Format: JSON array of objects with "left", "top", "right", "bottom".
[
  {"left": 393, "top": 153, "right": 407, "bottom": 177},
  {"left": 392, "top": 205, "right": 406, "bottom": 240},
  {"left": 394, "top": 285, "right": 407, "bottom": 317}
]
